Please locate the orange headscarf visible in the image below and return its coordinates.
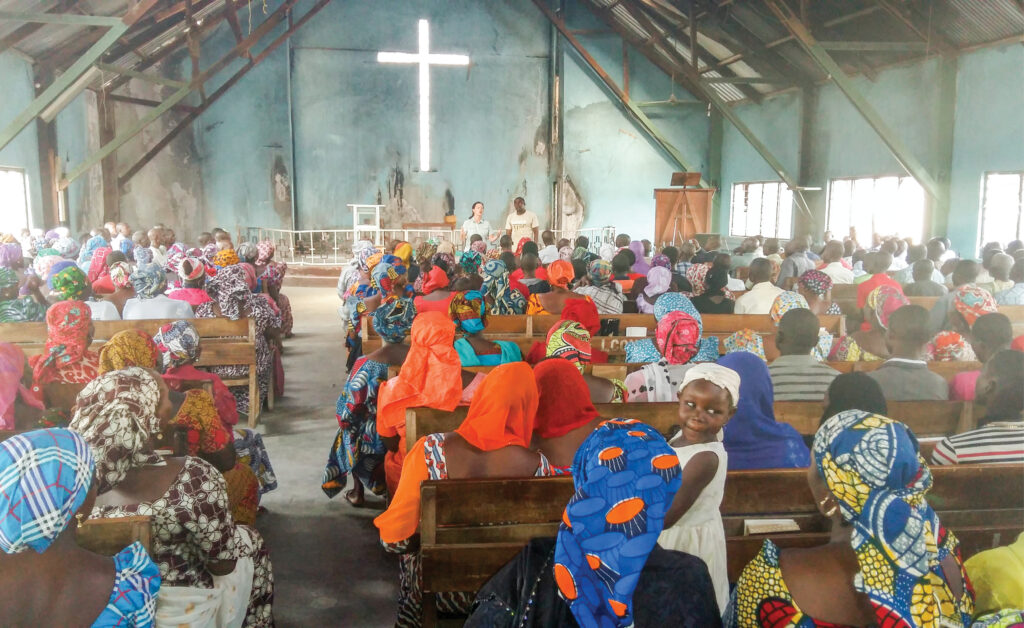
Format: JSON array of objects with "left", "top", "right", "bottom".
[
  {"left": 376, "top": 311, "right": 463, "bottom": 493},
  {"left": 533, "top": 359, "right": 599, "bottom": 439},
  {"left": 375, "top": 362, "right": 540, "bottom": 544},
  {"left": 455, "top": 361, "right": 539, "bottom": 451},
  {"left": 547, "top": 260, "right": 575, "bottom": 289}
]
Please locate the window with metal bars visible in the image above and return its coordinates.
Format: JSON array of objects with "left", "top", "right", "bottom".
[
  {"left": 979, "top": 172, "right": 1024, "bottom": 248},
  {"left": 728, "top": 181, "right": 793, "bottom": 239},
  {"left": 826, "top": 175, "right": 925, "bottom": 243}
]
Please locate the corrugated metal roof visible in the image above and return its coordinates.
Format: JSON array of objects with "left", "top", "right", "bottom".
[{"left": 936, "top": 0, "right": 1024, "bottom": 46}]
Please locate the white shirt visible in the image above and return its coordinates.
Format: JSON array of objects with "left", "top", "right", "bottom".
[
  {"left": 733, "top": 281, "right": 785, "bottom": 315},
  {"left": 538, "top": 245, "right": 559, "bottom": 265},
  {"left": 122, "top": 295, "right": 194, "bottom": 320},
  {"left": 149, "top": 245, "right": 167, "bottom": 267},
  {"left": 819, "top": 261, "right": 855, "bottom": 285},
  {"left": 87, "top": 300, "right": 121, "bottom": 321},
  {"left": 461, "top": 218, "right": 493, "bottom": 251},
  {"left": 726, "top": 276, "right": 746, "bottom": 292},
  {"left": 504, "top": 210, "right": 539, "bottom": 243}
]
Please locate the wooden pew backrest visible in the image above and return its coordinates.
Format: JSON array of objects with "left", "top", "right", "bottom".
[
  {"left": 78, "top": 515, "right": 153, "bottom": 556},
  {"left": 407, "top": 400, "right": 973, "bottom": 451}
]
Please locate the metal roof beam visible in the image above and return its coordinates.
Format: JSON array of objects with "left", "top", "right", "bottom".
[
  {"left": 598, "top": 0, "right": 810, "bottom": 216},
  {"left": 819, "top": 40, "right": 929, "bottom": 52},
  {"left": 531, "top": 0, "right": 703, "bottom": 180},
  {"left": 764, "top": 0, "right": 943, "bottom": 204},
  {"left": 702, "top": 76, "right": 788, "bottom": 84}
]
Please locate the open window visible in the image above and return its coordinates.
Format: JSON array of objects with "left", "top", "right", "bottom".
[
  {"left": 728, "top": 181, "right": 793, "bottom": 239},
  {"left": 979, "top": 172, "right": 1024, "bottom": 248},
  {"left": 826, "top": 175, "right": 925, "bottom": 243},
  {"left": 0, "top": 167, "right": 30, "bottom": 235}
]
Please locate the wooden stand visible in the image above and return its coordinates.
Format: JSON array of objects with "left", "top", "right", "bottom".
[{"left": 653, "top": 187, "right": 716, "bottom": 247}]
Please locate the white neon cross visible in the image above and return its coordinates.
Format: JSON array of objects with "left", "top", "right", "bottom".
[{"left": 377, "top": 19, "right": 469, "bottom": 172}]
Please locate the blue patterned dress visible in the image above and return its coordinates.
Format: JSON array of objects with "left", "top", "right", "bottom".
[
  {"left": 322, "top": 357, "right": 390, "bottom": 498},
  {"left": 92, "top": 542, "right": 161, "bottom": 627}
]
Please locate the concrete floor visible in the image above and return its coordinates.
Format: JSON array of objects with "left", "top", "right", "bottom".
[{"left": 256, "top": 286, "right": 398, "bottom": 627}]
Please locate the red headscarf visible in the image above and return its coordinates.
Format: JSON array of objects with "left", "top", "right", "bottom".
[
  {"left": 421, "top": 266, "right": 450, "bottom": 294},
  {"left": 31, "top": 301, "right": 94, "bottom": 388},
  {"left": 534, "top": 359, "right": 599, "bottom": 439},
  {"left": 455, "top": 362, "right": 539, "bottom": 451},
  {"left": 1013, "top": 335, "right": 1024, "bottom": 353},
  {"left": 655, "top": 311, "right": 700, "bottom": 365},
  {"left": 0, "top": 343, "right": 43, "bottom": 429},
  {"left": 515, "top": 237, "right": 531, "bottom": 257},
  {"left": 86, "top": 247, "right": 113, "bottom": 284},
  {"left": 547, "top": 260, "right": 575, "bottom": 289},
  {"left": 561, "top": 298, "right": 600, "bottom": 336}
]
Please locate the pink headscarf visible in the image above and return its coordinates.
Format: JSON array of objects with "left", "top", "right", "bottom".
[{"left": 0, "top": 343, "right": 43, "bottom": 429}]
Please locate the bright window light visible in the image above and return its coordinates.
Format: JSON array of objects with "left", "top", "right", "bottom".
[
  {"left": 377, "top": 19, "right": 469, "bottom": 172},
  {"left": 826, "top": 175, "right": 925, "bottom": 243},
  {"left": 729, "top": 181, "right": 793, "bottom": 238},
  {"left": 979, "top": 172, "right": 1024, "bottom": 247},
  {"left": 0, "top": 168, "right": 30, "bottom": 234}
]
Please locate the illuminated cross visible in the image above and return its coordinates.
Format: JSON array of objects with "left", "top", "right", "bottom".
[{"left": 377, "top": 19, "right": 469, "bottom": 172}]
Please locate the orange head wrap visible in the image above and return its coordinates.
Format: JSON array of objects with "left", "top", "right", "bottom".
[
  {"left": 547, "top": 260, "right": 575, "bottom": 289},
  {"left": 455, "top": 362, "right": 539, "bottom": 451},
  {"left": 376, "top": 311, "right": 463, "bottom": 438},
  {"left": 421, "top": 266, "right": 450, "bottom": 294}
]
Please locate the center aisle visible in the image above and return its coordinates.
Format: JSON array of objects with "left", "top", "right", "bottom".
[{"left": 257, "top": 286, "right": 398, "bottom": 627}]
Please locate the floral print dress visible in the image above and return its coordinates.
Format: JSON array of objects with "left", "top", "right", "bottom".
[
  {"left": 322, "top": 357, "right": 390, "bottom": 498},
  {"left": 194, "top": 297, "right": 281, "bottom": 414},
  {"left": 91, "top": 457, "right": 274, "bottom": 627}
]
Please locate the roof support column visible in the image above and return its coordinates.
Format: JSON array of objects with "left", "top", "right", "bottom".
[{"left": 765, "top": 0, "right": 944, "bottom": 208}]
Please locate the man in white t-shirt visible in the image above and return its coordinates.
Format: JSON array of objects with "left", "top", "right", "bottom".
[
  {"left": 537, "top": 230, "right": 559, "bottom": 264},
  {"left": 734, "top": 258, "right": 785, "bottom": 315},
  {"left": 504, "top": 197, "right": 539, "bottom": 243}
]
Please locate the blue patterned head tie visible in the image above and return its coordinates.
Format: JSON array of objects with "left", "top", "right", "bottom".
[
  {"left": 371, "top": 296, "right": 416, "bottom": 344},
  {"left": 370, "top": 255, "right": 406, "bottom": 293},
  {"left": 130, "top": 264, "right": 167, "bottom": 300},
  {"left": 0, "top": 428, "right": 94, "bottom": 554},
  {"left": 554, "top": 420, "right": 682, "bottom": 628},
  {"left": 133, "top": 246, "right": 153, "bottom": 266},
  {"left": 814, "top": 410, "right": 946, "bottom": 625},
  {"left": 154, "top": 320, "right": 200, "bottom": 369}
]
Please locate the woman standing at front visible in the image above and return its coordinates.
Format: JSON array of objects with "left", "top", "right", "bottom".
[{"left": 461, "top": 202, "right": 495, "bottom": 251}]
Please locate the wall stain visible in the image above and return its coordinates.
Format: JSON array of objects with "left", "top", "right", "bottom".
[{"left": 444, "top": 188, "right": 455, "bottom": 216}]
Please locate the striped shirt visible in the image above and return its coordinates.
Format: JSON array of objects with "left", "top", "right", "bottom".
[
  {"left": 768, "top": 354, "right": 841, "bottom": 402},
  {"left": 931, "top": 422, "right": 1024, "bottom": 465}
]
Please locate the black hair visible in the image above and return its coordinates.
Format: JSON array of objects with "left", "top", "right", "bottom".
[
  {"left": 521, "top": 241, "right": 539, "bottom": 257},
  {"left": 820, "top": 373, "right": 888, "bottom": 426},
  {"left": 469, "top": 234, "right": 483, "bottom": 243},
  {"left": 705, "top": 266, "right": 729, "bottom": 294},
  {"left": 778, "top": 308, "right": 820, "bottom": 351},
  {"left": 520, "top": 254, "right": 539, "bottom": 273},
  {"left": 575, "top": 236, "right": 589, "bottom": 249},
  {"left": 912, "top": 259, "right": 935, "bottom": 282},
  {"left": 951, "top": 259, "right": 980, "bottom": 286},
  {"left": 500, "top": 251, "right": 517, "bottom": 271},
  {"left": 971, "top": 312, "right": 1012, "bottom": 348},
  {"left": 888, "top": 305, "right": 931, "bottom": 345},
  {"left": 499, "top": 235, "right": 513, "bottom": 249},
  {"left": 621, "top": 249, "right": 636, "bottom": 266},
  {"left": 611, "top": 252, "right": 631, "bottom": 274},
  {"left": 662, "top": 246, "right": 679, "bottom": 265},
  {"left": 469, "top": 201, "right": 484, "bottom": 218},
  {"left": 979, "top": 350, "right": 1024, "bottom": 425}
]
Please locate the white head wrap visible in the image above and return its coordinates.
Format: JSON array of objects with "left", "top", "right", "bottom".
[
  {"left": 599, "top": 243, "right": 615, "bottom": 261},
  {"left": 679, "top": 363, "right": 741, "bottom": 407}
]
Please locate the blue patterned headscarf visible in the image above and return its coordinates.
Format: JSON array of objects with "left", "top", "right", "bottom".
[
  {"left": 153, "top": 320, "right": 200, "bottom": 369},
  {"left": 130, "top": 264, "right": 167, "bottom": 300},
  {"left": 134, "top": 246, "right": 153, "bottom": 266},
  {"left": 77, "top": 234, "right": 107, "bottom": 267},
  {"left": 481, "top": 260, "right": 526, "bottom": 315},
  {"left": 0, "top": 428, "right": 94, "bottom": 554},
  {"left": 370, "top": 255, "right": 406, "bottom": 294},
  {"left": 371, "top": 296, "right": 416, "bottom": 344},
  {"left": 814, "top": 410, "right": 969, "bottom": 627},
  {"left": 554, "top": 420, "right": 682, "bottom": 628}
]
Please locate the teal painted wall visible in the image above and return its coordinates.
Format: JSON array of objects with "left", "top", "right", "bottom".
[
  {"left": 561, "top": 2, "right": 710, "bottom": 237},
  {"left": 717, "top": 91, "right": 801, "bottom": 235},
  {"left": 949, "top": 44, "right": 1024, "bottom": 254},
  {"left": 0, "top": 51, "right": 43, "bottom": 230}
]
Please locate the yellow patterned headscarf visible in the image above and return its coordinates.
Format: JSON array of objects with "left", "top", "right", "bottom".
[{"left": 98, "top": 330, "right": 159, "bottom": 374}]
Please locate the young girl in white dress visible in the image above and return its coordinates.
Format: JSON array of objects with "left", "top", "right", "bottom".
[{"left": 657, "top": 363, "right": 740, "bottom": 614}]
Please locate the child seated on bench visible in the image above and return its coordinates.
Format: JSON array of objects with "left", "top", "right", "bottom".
[
  {"left": 659, "top": 363, "right": 740, "bottom": 613},
  {"left": 466, "top": 420, "right": 722, "bottom": 627}
]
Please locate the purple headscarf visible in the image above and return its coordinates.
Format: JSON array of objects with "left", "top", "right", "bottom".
[{"left": 628, "top": 240, "right": 650, "bottom": 274}]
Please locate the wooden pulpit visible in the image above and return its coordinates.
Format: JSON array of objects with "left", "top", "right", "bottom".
[{"left": 653, "top": 187, "right": 716, "bottom": 247}]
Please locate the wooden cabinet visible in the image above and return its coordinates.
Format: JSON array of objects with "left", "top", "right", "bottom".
[{"left": 653, "top": 188, "right": 716, "bottom": 247}]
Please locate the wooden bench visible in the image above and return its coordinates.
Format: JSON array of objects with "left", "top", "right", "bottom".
[
  {"left": 406, "top": 401, "right": 975, "bottom": 454},
  {"left": 0, "top": 317, "right": 265, "bottom": 426},
  {"left": 364, "top": 313, "right": 845, "bottom": 361},
  {"left": 419, "top": 464, "right": 1023, "bottom": 626},
  {"left": 78, "top": 515, "right": 153, "bottom": 556}
]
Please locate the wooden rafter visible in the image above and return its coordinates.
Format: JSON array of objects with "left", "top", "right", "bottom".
[{"left": 0, "top": 0, "right": 79, "bottom": 55}]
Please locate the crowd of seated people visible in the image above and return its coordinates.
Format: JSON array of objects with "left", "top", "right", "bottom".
[
  {"left": 327, "top": 217, "right": 1023, "bottom": 626},
  {"left": 0, "top": 223, "right": 288, "bottom": 625}
]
